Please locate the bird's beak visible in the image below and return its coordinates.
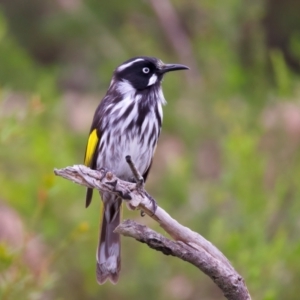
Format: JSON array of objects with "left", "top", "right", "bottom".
[{"left": 159, "top": 63, "right": 189, "bottom": 74}]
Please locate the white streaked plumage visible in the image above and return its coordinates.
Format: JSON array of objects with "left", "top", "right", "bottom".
[
  {"left": 87, "top": 56, "right": 188, "bottom": 285},
  {"left": 116, "top": 79, "right": 136, "bottom": 95},
  {"left": 97, "top": 81, "right": 164, "bottom": 180},
  {"left": 158, "top": 88, "right": 167, "bottom": 106}
]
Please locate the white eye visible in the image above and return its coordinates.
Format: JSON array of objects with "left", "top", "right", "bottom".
[{"left": 142, "top": 67, "right": 150, "bottom": 74}]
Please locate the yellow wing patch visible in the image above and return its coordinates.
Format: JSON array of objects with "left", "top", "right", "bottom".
[{"left": 84, "top": 129, "right": 99, "bottom": 166}]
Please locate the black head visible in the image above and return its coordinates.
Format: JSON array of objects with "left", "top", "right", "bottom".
[{"left": 113, "top": 56, "right": 189, "bottom": 91}]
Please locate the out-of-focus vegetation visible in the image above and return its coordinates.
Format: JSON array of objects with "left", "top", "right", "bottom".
[{"left": 1, "top": 0, "right": 300, "bottom": 299}]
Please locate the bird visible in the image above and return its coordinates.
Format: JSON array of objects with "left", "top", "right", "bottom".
[{"left": 83, "top": 56, "right": 189, "bottom": 284}]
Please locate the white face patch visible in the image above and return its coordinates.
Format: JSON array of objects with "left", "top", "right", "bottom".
[
  {"left": 116, "top": 80, "right": 135, "bottom": 95},
  {"left": 147, "top": 74, "right": 158, "bottom": 86},
  {"left": 117, "top": 58, "right": 144, "bottom": 72}
]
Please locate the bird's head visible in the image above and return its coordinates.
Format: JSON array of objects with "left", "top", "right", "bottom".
[{"left": 112, "top": 56, "right": 189, "bottom": 92}]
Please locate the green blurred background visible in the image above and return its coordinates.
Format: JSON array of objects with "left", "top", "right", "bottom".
[{"left": 1, "top": 0, "right": 300, "bottom": 299}]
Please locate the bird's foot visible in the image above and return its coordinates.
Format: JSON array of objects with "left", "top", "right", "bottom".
[{"left": 145, "top": 191, "right": 157, "bottom": 216}]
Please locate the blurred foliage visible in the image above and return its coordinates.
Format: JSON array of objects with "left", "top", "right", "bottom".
[{"left": 1, "top": 0, "right": 300, "bottom": 299}]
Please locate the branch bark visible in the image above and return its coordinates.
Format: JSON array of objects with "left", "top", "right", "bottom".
[{"left": 54, "top": 165, "right": 251, "bottom": 300}]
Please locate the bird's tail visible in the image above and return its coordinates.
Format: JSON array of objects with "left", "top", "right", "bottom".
[{"left": 96, "top": 192, "right": 122, "bottom": 284}]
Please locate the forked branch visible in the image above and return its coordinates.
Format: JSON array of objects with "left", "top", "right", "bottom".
[{"left": 54, "top": 164, "right": 251, "bottom": 300}]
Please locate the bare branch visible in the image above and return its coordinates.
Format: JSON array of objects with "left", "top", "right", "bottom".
[
  {"left": 116, "top": 220, "right": 250, "bottom": 300},
  {"left": 54, "top": 165, "right": 251, "bottom": 300}
]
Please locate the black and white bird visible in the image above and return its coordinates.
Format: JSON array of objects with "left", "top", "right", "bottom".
[{"left": 84, "top": 56, "right": 189, "bottom": 284}]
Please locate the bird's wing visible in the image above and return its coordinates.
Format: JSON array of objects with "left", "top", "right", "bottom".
[
  {"left": 84, "top": 128, "right": 99, "bottom": 167},
  {"left": 142, "top": 159, "right": 153, "bottom": 182},
  {"left": 84, "top": 128, "right": 100, "bottom": 208}
]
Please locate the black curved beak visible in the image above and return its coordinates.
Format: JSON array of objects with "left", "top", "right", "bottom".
[{"left": 159, "top": 63, "right": 189, "bottom": 74}]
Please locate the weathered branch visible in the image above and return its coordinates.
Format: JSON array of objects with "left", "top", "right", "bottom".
[{"left": 54, "top": 165, "right": 251, "bottom": 300}]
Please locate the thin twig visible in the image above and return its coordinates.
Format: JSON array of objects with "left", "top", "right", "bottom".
[{"left": 125, "top": 155, "right": 144, "bottom": 189}]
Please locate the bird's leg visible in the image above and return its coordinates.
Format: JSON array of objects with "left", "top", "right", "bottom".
[
  {"left": 144, "top": 191, "right": 157, "bottom": 215},
  {"left": 125, "top": 155, "right": 157, "bottom": 216}
]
